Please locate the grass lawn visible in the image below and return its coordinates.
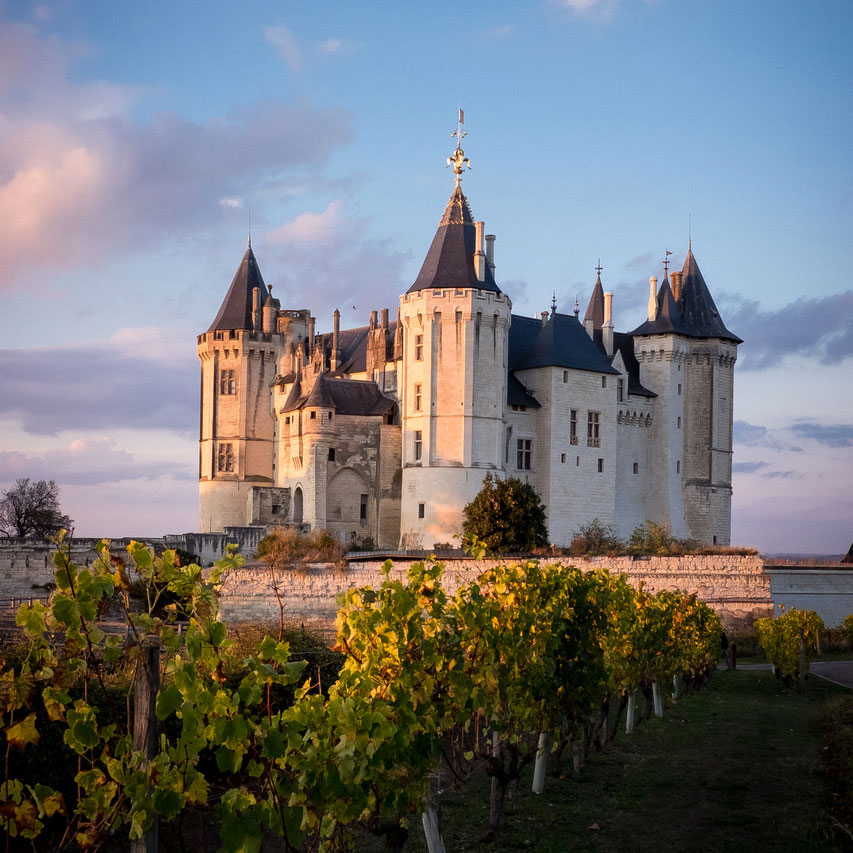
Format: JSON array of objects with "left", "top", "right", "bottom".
[{"left": 393, "top": 670, "right": 851, "bottom": 852}]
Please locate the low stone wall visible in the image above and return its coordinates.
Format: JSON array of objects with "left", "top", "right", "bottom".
[{"left": 218, "top": 554, "right": 774, "bottom": 639}]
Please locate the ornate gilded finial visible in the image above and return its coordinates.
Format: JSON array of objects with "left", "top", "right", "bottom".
[
  {"left": 446, "top": 107, "right": 470, "bottom": 186},
  {"left": 595, "top": 259, "right": 603, "bottom": 278},
  {"left": 663, "top": 249, "right": 672, "bottom": 276},
  {"left": 551, "top": 291, "right": 557, "bottom": 315}
]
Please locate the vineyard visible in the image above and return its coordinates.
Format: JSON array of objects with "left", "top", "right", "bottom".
[{"left": 0, "top": 535, "right": 727, "bottom": 851}]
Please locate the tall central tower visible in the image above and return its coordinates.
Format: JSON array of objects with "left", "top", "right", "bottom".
[{"left": 398, "top": 121, "right": 512, "bottom": 548}]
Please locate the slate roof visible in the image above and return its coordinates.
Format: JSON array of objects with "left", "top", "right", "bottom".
[
  {"left": 407, "top": 186, "right": 500, "bottom": 294},
  {"left": 281, "top": 374, "right": 395, "bottom": 416},
  {"left": 208, "top": 242, "right": 267, "bottom": 332},
  {"left": 507, "top": 373, "right": 541, "bottom": 408},
  {"left": 629, "top": 249, "right": 741, "bottom": 343},
  {"left": 511, "top": 312, "right": 620, "bottom": 375},
  {"left": 583, "top": 273, "right": 605, "bottom": 329},
  {"left": 612, "top": 332, "right": 656, "bottom": 398}
]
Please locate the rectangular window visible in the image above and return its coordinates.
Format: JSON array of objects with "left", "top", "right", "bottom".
[
  {"left": 360, "top": 494, "right": 368, "bottom": 523},
  {"left": 517, "top": 438, "right": 532, "bottom": 470},
  {"left": 219, "top": 368, "right": 236, "bottom": 395},
  {"left": 570, "top": 410, "right": 578, "bottom": 445},
  {"left": 677, "top": 416, "right": 681, "bottom": 428},
  {"left": 561, "top": 453, "right": 566, "bottom": 463},
  {"left": 418, "top": 502, "right": 425, "bottom": 519},
  {"left": 414, "top": 430, "right": 423, "bottom": 461},
  {"left": 563, "top": 370, "right": 568, "bottom": 383},
  {"left": 414, "top": 383, "right": 422, "bottom": 411},
  {"left": 328, "top": 448, "right": 336, "bottom": 461},
  {"left": 676, "top": 460, "right": 681, "bottom": 473},
  {"left": 633, "top": 462, "right": 639, "bottom": 474},
  {"left": 576, "top": 456, "right": 580, "bottom": 466},
  {"left": 677, "top": 383, "right": 682, "bottom": 396},
  {"left": 617, "top": 378, "right": 624, "bottom": 402},
  {"left": 587, "top": 411, "right": 600, "bottom": 447},
  {"left": 310, "top": 411, "right": 316, "bottom": 419},
  {"left": 328, "top": 411, "right": 333, "bottom": 420},
  {"left": 415, "top": 334, "right": 424, "bottom": 361},
  {"left": 217, "top": 442, "right": 234, "bottom": 472},
  {"left": 601, "top": 376, "right": 607, "bottom": 388},
  {"left": 598, "top": 458, "right": 604, "bottom": 473}
]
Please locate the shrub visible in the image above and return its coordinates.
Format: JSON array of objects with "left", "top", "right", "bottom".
[
  {"left": 628, "top": 521, "right": 695, "bottom": 556},
  {"left": 844, "top": 614, "right": 853, "bottom": 647},
  {"left": 255, "top": 527, "right": 344, "bottom": 567},
  {"left": 568, "top": 518, "right": 623, "bottom": 556},
  {"left": 462, "top": 473, "right": 548, "bottom": 554}
]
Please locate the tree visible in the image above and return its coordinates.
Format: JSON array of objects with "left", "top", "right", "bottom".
[
  {"left": 462, "top": 474, "right": 548, "bottom": 553},
  {"left": 0, "top": 478, "right": 73, "bottom": 538}
]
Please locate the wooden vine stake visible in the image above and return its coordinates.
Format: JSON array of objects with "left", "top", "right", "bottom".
[
  {"left": 421, "top": 806, "right": 446, "bottom": 853},
  {"left": 652, "top": 681, "right": 663, "bottom": 718},
  {"left": 131, "top": 639, "right": 160, "bottom": 853},
  {"left": 532, "top": 732, "right": 550, "bottom": 794},
  {"left": 625, "top": 691, "right": 636, "bottom": 734}
]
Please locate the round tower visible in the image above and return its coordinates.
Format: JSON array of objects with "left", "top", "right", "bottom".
[{"left": 398, "top": 128, "right": 512, "bottom": 548}]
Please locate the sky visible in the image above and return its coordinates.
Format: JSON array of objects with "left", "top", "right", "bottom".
[{"left": 0, "top": 0, "right": 851, "bottom": 555}]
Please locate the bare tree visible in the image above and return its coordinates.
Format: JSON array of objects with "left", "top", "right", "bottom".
[{"left": 0, "top": 478, "right": 73, "bottom": 538}]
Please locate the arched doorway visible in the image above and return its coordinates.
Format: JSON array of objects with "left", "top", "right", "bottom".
[{"left": 293, "top": 486, "right": 303, "bottom": 525}]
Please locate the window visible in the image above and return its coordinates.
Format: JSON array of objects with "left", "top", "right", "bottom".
[
  {"left": 219, "top": 368, "right": 236, "bottom": 395},
  {"left": 677, "top": 416, "right": 681, "bottom": 428},
  {"left": 601, "top": 376, "right": 607, "bottom": 388},
  {"left": 517, "top": 438, "right": 532, "bottom": 470},
  {"left": 328, "top": 448, "right": 336, "bottom": 461},
  {"left": 415, "top": 334, "right": 424, "bottom": 361},
  {"left": 677, "top": 383, "right": 682, "bottom": 396},
  {"left": 617, "top": 378, "right": 624, "bottom": 402},
  {"left": 676, "top": 460, "right": 681, "bottom": 473},
  {"left": 587, "top": 411, "right": 600, "bottom": 447},
  {"left": 576, "top": 456, "right": 580, "bottom": 466},
  {"left": 511, "top": 404, "right": 527, "bottom": 412},
  {"left": 713, "top": 535, "right": 718, "bottom": 545},
  {"left": 360, "top": 494, "right": 368, "bottom": 523},
  {"left": 328, "top": 411, "right": 333, "bottom": 420},
  {"left": 598, "top": 458, "right": 604, "bottom": 473},
  {"left": 217, "top": 442, "right": 234, "bottom": 472},
  {"left": 561, "top": 453, "right": 566, "bottom": 463},
  {"left": 285, "top": 416, "right": 290, "bottom": 424},
  {"left": 563, "top": 370, "right": 568, "bottom": 383},
  {"left": 633, "top": 462, "right": 639, "bottom": 475},
  {"left": 570, "top": 410, "right": 578, "bottom": 445},
  {"left": 271, "top": 504, "right": 280, "bottom": 515},
  {"left": 310, "top": 411, "right": 316, "bottom": 419},
  {"left": 414, "top": 430, "right": 423, "bottom": 461},
  {"left": 418, "top": 503, "right": 425, "bottom": 519},
  {"left": 414, "top": 383, "right": 422, "bottom": 411}
]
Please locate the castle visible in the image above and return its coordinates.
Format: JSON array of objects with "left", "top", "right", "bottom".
[{"left": 197, "top": 132, "right": 740, "bottom": 550}]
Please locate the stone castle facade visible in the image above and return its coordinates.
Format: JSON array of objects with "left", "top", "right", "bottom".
[{"left": 197, "top": 152, "right": 740, "bottom": 550}]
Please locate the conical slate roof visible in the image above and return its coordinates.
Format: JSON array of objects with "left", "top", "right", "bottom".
[
  {"left": 629, "top": 276, "right": 692, "bottom": 337},
  {"left": 407, "top": 186, "right": 500, "bottom": 294},
  {"left": 303, "top": 372, "right": 335, "bottom": 409},
  {"left": 678, "top": 248, "right": 742, "bottom": 342},
  {"left": 583, "top": 273, "right": 605, "bottom": 329},
  {"left": 208, "top": 242, "right": 267, "bottom": 332}
]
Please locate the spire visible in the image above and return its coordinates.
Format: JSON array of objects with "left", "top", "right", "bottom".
[
  {"left": 208, "top": 242, "right": 268, "bottom": 332},
  {"left": 583, "top": 262, "right": 606, "bottom": 329},
  {"left": 678, "top": 246, "right": 742, "bottom": 342},
  {"left": 446, "top": 108, "right": 470, "bottom": 187},
  {"left": 551, "top": 292, "right": 557, "bottom": 315}
]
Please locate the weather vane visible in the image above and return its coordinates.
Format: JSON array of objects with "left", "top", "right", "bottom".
[
  {"left": 595, "top": 259, "right": 603, "bottom": 277},
  {"left": 663, "top": 249, "right": 672, "bottom": 275},
  {"left": 446, "top": 107, "right": 470, "bottom": 186}
]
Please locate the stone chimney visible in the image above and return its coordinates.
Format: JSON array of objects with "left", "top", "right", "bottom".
[
  {"left": 262, "top": 288, "right": 275, "bottom": 335},
  {"left": 369, "top": 310, "right": 377, "bottom": 331},
  {"left": 393, "top": 307, "right": 403, "bottom": 360},
  {"left": 474, "top": 221, "right": 486, "bottom": 281},
  {"left": 331, "top": 309, "right": 340, "bottom": 371},
  {"left": 670, "top": 271, "right": 683, "bottom": 303},
  {"left": 252, "top": 286, "right": 261, "bottom": 331},
  {"left": 602, "top": 292, "right": 614, "bottom": 356},
  {"left": 381, "top": 308, "right": 389, "bottom": 329},
  {"left": 308, "top": 316, "right": 315, "bottom": 353},
  {"left": 485, "top": 234, "right": 496, "bottom": 276},
  {"left": 541, "top": 310, "right": 549, "bottom": 326},
  {"left": 648, "top": 276, "right": 658, "bottom": 322}
]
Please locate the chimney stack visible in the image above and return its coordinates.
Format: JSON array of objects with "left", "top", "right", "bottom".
[
  {"left": 369, "top": 310, "right": 377, "bottom": 331},
  {"left": 380, "top": 307, "right": 389, "bottom": 329},
  {"left": 331, "top": 309, "right": 340, "bottom": 370},
  {"left": 648, "top": 276, "right": 658, "bottom": 322},
  {"left": 252, "top": 286, "right": 261, "bottom": 331},
  {"left": 308, "top": 316, "right": 315, "bottom": 352},
  {"left": 485, "top": 233, "right": 496, "bottom": 275},
  {"left": 474, "top": 221, "right": 486, "bottom": 281},
  {"left": 540, "top": 310, "right": 549, "bottom": 326},
  {"left": 670, "top": 271, "right": 683, "bottom": 303},
  {"left": 603, "top": 291, "right": 614, "bottom": 356}
]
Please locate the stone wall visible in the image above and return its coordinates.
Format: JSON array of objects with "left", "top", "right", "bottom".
[
  {"left": 218, "top": 554, "right": 773, "bottom": 640},
  {"left": 766, "top": 567, "right": 853, "bottom": 627}
]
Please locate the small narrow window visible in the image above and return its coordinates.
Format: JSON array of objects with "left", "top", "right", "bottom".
[
  {"left": 516, "top": 438, "right": 532, "bottom": 470},
  {"left": 601, "top": 376, "right": 607, "bottom": 388},
  {"left": 570, "top": 410, "right": 578, "bottom": 445},
  {"left": 415, "top": 334, "right": 424, "bottom": 361},
  {"left": 217, "top": 442, "right": 234, "bottom": 472},
  {"left": 418, "top": 503, "right": 425, "bottom": 519},
  {"left": 598, "top": 458, "right": 604, "bottom": 473},
  {"left": 633, "top": 462, "right": 638, "bottom": 474},
  {"left": 328, "top": 411, "right": 333, "bottom": 420},
  {"left": 219, "top": 368, "right": 236, "bottom": 395},
  {"left": 271, "top": 504, "right": 280, "bottom": 515},
  {"left": 561, "top": 453, "right": 566, "bottom": 463},
  {"left": 386, "top": 412, "right": 394, "bottom": 425},
  {"left": 360, "top": 494, "right": 368, "bottom": 523},
  {"left": 587, "top": 411, "right": 600, "bottom": 447},
  {"left": 563, "top": 370, "right": 568, "bottom": 383},
  {"left": 677, "top": 416, "right": 681, "bottom": 428},
  {"left": 713, "top": 535, "right": 718, "bottom": 545},
  {"left": 677, "top": 383, "right": 682, "bottom": 396},
  {"left": 414, "top": 430, "right": 423, "bottom": 461},
  {"left": 676, "top": 460, "right": 681, "bottom": 474},
  {"left": 310, "top": 411, "right": 316, "bottom": 419},
  {"left": 328, "top": 448, "right": 336, "bottom": 461},
  {"left": 285, "top": 416, "right": 290, "bottom": 425},
  {"left": 576, "top": 456, "right": 580, "bottom": 466},
  {"left": 414, "top": 383, "right": 422, "bottom": 411},
  {"left": 617, "top": 378, "right": 624, "bottom": 402}
]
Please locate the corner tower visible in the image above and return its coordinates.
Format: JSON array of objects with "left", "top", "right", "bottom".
[
  {"left": 197, "top": 241, "right": 283, "bottom": 532},
  {"left": 398, "top": 121, "right": 512, "bottom": 548}
]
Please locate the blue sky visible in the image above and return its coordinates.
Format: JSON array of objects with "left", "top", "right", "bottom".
[{"left": 0, "top": 0, "right": 851, "bottom": 553}]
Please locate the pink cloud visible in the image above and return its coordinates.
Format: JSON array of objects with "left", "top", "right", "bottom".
[{"left": 267, "top": 200, "right": 344, "bottom": 244}]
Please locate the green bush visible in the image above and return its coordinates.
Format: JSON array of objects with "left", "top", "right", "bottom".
[
  {"left": 255, "top": 527, "right": 344, "bottom": 567},
  {"left": 462, "top": 474, "right": 548, "bottom": 554},
  {"left": 629, "top": 521, "right": 695, "bottom": 556},
  {"left": 568, "top": 518, "right": 624, "bottom": 556}
]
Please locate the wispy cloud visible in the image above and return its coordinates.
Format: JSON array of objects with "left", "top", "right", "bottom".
[
  {"left": 265, "top": 25, "right": 302, "bottom": 72},
  {"left": 732, "top": 460, "right": 769, "bottom": 474},
  {"left": 549, "top": 0, "right": 618, "bottom": 22},
  {"left": 267, "top": 200, "right": 344, "bottom": 245},
  {"left": 790, "top": 422, "right": 853, "bottom": 448},
  {"left": 480, "top": 24, "right": 514, "bottom": 40},
  {"left": 720, "top": 290, "right": 853, "bottom": 370}
]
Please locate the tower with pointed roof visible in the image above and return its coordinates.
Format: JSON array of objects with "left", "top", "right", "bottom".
[{"left": 397, "top": 131, "right": 512, "bottom": 547}]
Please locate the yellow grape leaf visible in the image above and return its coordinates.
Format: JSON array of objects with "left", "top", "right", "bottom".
[{"left": 5, "top": 713, "right": 39, "bottom": 750}]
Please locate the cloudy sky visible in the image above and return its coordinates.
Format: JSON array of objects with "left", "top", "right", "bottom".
[{"left": 0, "top": 0, "right": 851, "bottom": 554}]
